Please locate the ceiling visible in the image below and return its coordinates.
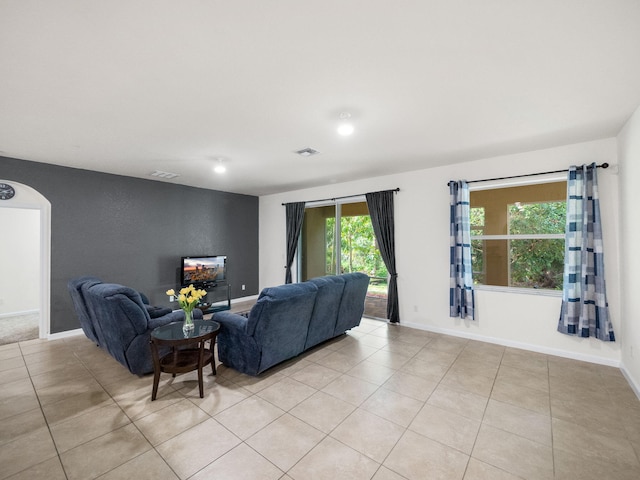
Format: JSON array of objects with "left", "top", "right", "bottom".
[{"left": 1, "top": 1, "right": 640, "bottom": 196}]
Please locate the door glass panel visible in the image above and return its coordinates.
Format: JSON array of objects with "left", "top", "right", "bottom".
[
  {"left": 301, "top": 205, "right": 336, "bottom": 280},
  {"left": 301, "top": 201, "right": 388, "bottom": 319}
]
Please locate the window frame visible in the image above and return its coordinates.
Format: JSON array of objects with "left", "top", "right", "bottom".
[{"left": 469, "top": 173, "right": 566, "bottom": 297}]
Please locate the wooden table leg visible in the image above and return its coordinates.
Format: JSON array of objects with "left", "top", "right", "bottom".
[
  {"left": 150, "top": 340, "right": 161, "bottom": 401},
  {"left": 198, "top": 340, "right": 205, "bottom": 398},
  {"left": 152, "top": 368, "right": 160, "bottom": 401},
  {"left": 198, "top": 363, "right": 204, "bottom": 398}
]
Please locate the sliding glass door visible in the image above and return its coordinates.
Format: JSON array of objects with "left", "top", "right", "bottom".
[
  {"left": 300, "top": 200, "right": 388, "bottom": 319},
  {"left": 300, "top": 204, "right": 337, "bottom": 279}
]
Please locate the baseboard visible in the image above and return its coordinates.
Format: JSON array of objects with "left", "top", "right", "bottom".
[
  {"left": 47, "top": 328, "right": 84, "bottom": 341},
  {"left": 620, "top": 365, "right": 640, "bottom": 401},
  {"left": 401, "top": 320, "right": 621, "bottom": 368},
  {"left": 231, "top": 295, "right": 259, "bottom": 304},
  {"left": 0, "top": 309, "right": 39, "bottom": 319}
]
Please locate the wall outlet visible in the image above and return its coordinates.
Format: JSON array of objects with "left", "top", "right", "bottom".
[
  {"left": 241, "top": 284, "right": 246, "bottom": 291},
  {"left": 169, "top": 295, "right": 175, "bottom": 302}
]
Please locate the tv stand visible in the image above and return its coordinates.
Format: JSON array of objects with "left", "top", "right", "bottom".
[{"left": 195, "top": 281, "right": 230, "bottom": 315}]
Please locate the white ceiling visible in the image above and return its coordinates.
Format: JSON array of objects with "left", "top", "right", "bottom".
[{"left": 1, "top": 1, "right": 640, "bottom": 196}]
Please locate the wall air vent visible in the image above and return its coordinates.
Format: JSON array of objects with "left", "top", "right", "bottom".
[
  {"left": 295, "top": 147, "right": 320, "bottom": 157},
  {"left": 150, "top": 170, "right": 180, "bottom": 179}
]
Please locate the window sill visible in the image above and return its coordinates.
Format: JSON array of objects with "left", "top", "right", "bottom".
[{"left": 473, "top": 285, "right": 562, "bottom": 297}]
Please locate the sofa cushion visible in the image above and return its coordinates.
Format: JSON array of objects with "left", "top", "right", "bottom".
[
  {"left": 250, "top": 282, "right": 318, "bottom": 372},
  {"left": 84, "top": 283, "right": 150, "bottom": 367},
  {"left": 334, "top": 272, "right": 370, "bottom": 336},
  {"left": 68, "top": 276, "right": 102, "bottom": 345},
  {"left": 305, "top": 275, "right": 346, "bottom": 349}
]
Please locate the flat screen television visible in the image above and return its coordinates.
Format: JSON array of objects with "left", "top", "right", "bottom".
[{"left": 180, "top": 255, "right": 227, "bottom": 287}]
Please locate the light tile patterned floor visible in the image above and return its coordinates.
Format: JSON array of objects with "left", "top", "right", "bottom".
[{"left": 1, "top": 319, "right": 640, "bottom": 479}]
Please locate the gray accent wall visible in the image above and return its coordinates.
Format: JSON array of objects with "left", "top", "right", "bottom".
[{"left": 0, "top": 156, "right": 259, "bottom": 334}]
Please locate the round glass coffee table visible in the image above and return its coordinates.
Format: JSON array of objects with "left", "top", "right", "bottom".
[{"left": 150, "top": 319, "right": 220, "bottom": 400}]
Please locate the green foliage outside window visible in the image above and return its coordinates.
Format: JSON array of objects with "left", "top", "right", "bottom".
[
  {"left": 470, "top": 208, "right": 485, "bottom": 283},
  {"left": 509, "top": 239, "right": 565, "bottom": 289},
  {"left": 508, "top": 202, "right": 565, "bottom": 289},
  {"left": 471, "top": 201, "right": 566, "bottom": 290},
  {"left": 326, "top": 216, "right": 388, "bottom": 281},
  {"left": 508, "top": 202, "right": 565, "bottom": 235}
]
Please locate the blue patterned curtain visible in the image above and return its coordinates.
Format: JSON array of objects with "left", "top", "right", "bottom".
[
  {"left": 558, "top": 163, "right": 614, "bottom": 341},
  {"left": 449, "top": 181, "right": 475, "bottom": 320}
]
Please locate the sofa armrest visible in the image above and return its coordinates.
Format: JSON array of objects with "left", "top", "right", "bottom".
[
  {"left": 213, "top": 311, "right": 249, "bottom": 333},
  {"left": 148, "top": 309, "right": 203, "bottom": 330},
  {"left": 145, "top": 305, "right": 172, "bottom": 319},
  {"left": 213, "top": 311, "right": 261, "bottom": 375}
]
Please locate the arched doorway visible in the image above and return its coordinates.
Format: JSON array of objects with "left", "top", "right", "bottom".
[{"left": 0, "top": 180, "right": 51, "bottom": 340}]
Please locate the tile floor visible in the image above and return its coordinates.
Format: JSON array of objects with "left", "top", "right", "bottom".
[{"left": 1, "top": 318, "right": 640, "bottom": 480}]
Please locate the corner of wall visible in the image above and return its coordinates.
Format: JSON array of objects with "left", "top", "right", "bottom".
[{"left": 617, "top": 101, "right": 640, "bottom": 393}]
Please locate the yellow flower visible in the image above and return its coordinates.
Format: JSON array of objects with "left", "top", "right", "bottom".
[{"left": 167, "top": 285, "right": 206, "bottom": 311}]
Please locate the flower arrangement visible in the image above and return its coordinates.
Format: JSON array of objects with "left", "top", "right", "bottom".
[{"left": 166, "top": 284, "right": 207, "bottom": 315}]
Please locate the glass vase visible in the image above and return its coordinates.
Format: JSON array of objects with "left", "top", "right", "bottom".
[{"left": 182, "top": 309, "right": 195, "bottom": 336}]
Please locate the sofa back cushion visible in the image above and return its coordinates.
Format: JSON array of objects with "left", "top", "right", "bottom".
[
  {"left": 68, "top": 276, "right": 102, "bottom": 344},
  {"left": 85, "top": 283, "right": 150, "bottom": 369},
  {"left": 247, "top": 282, "right": 318, "bottom": 371},
  {"left": 305, "top": 275, "right": 346, "bottom": 349},
  {"left": 334, "top": 272, "right": 370, "bottom": 335}
]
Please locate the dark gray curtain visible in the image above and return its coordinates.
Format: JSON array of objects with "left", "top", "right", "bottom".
[
  {"left": 285, "top": 202, "right": 305, "bottom": 284},
  {"left": 366, "top": 190, "right": 399, "bottom": 323}
]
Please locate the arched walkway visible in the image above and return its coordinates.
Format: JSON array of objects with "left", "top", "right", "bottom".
[{"left": 0, "top": 179, "right": 51, "bottom": 339}]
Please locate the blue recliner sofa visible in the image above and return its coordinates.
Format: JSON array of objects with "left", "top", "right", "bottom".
[
  {"left": 68, "top": 278, "right": 202, "bottom": 375},
  {"left": 214, "top": 272, "right": 370, "bottom": 376},
  {"left": 68, "top": 276, "right": 103, "bottom": 345}
]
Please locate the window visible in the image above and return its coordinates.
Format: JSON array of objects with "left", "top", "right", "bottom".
[{"left": 470, "top": 181, "right": 566, "bottom": 291}]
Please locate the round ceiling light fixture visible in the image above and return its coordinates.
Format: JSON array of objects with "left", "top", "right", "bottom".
[
  {"left": 337, "top": 112, "right": 354, "bottom": 136},
  {"left": 213, "top": 158, "right": 226, "bottom": 174}
]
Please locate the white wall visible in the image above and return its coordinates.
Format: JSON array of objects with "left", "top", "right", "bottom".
[
  {"left": 617, "top": 103, "right": 640, "bottom": 393},
  {"left": 0, "top": 207, "right": 40, "bottom": 315},
  {"left": 260, "top": 138, "right": 622, "bottom": 366}
]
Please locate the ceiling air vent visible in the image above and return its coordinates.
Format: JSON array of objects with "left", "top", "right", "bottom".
[
  {"left": 295, "top": 147, "right": 320, "bottom": 157},
  {"left": 150, "top": 170, "right": 180, "bottom": 179}
]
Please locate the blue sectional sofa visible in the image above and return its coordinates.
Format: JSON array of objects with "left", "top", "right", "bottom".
[
  {"left": 68, "top": 277, "right": 202, "bottom": 375},
  {"left": 214, "top": 273, "right": 370, "bottom": 376}
]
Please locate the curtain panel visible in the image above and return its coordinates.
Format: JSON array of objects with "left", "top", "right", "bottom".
[
  {"left": 366, "top": 190, "right": 399, "bottom": 323},
  {"left": 558, "top": 163, "right": 615, "bottom": 341},
  {"left": 449, "top": 180, "right": 475, "bottom": 320},
  {"left": 284, "top": 202, "right": 305, "bottom": 284}
]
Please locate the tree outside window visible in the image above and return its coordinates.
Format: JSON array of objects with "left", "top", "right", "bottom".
[{"left": 470, "top": 182, "right": 566, "bottom": 291}]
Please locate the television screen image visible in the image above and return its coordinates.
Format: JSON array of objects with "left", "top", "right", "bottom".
[{"left": 181, "top": 255, "right": 226, "bottom": 286}]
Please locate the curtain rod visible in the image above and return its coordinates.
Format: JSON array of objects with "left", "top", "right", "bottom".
[
  {"left": 282, "top": 188, "right": 400, "bottom": 206},
  {"left": 447, "top": 163, "right": 609, "bottom": 186}
]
